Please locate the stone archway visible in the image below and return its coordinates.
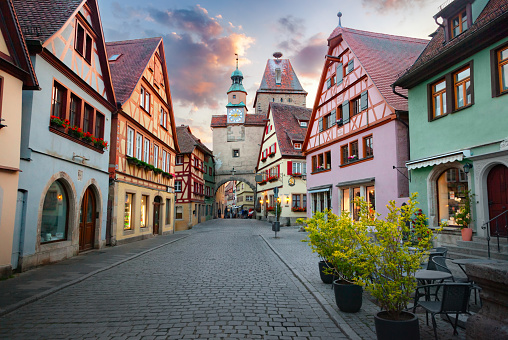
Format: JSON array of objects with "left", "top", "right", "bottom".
[{"left": 215, "top": 176, "right": 258, "bottom": 218}]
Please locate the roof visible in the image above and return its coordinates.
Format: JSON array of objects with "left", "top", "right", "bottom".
[
  {"left": 270, "top": 103, "right": 311, "bottom": 157},
  {"left": 176, "top": 125, "right": 212, "bottom": 156},
  {"left": 256, "top": 59, "right": 307, "bottom": 94},
  {"left": 210, "top": 114, "right": 266, "bottom": 128},
  {"left": 328, "top": 27, "right": 428, "bottom": 111},
  {"left": 106, "top": 37, "right": 162, "bottom": 105},
  {"left": 12, "top": 0, "right": 83, "bottom": 43},
  {"left": 394, "top": 0, "right": 508, "bottom": 88}
]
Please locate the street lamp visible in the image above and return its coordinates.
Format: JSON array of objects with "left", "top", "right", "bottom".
[{"left": 463, "top": 163, "right": 473, "bottom": 174}]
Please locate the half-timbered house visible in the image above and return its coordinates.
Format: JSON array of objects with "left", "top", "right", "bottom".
[
  {"left": 106, "top": 37, "right": 179, "bottom": 245},
  {"left": 175, "top": 125, "right": 213, "bottom": 230},
  {"left": 302, "top": 24, "right": 427, "bottom": 218},
  {"left": 12, "top": 0, "right": 116, "bottom": 270},
  {"left": 0, "top": 0, "right": 38, "bottom": 277}
]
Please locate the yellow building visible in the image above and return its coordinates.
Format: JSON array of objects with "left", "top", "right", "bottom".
[
  {"left": 106, "top": 38, "right": 179, "bottom": 245},
  {"left": 0, "top": 1, "right": 39, "bottom": 278},
  {"left": 236, "top": 181, "right": 255, "bottom": 212}
]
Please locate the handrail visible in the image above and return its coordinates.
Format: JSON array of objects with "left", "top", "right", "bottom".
[{"left": 480, "top": 209, "right": 508, "bottom": 258}]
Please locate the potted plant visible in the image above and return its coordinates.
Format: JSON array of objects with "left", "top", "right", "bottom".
[
  {"left": 93, "top": 138, "right": 108, "bottom": 151},
  {"left": 82, "top": 131, "right": 93, "bottom": 143},
  {"left": 49, "top": 116, "right": 67, "bottom": 131},
  {"left": 68, "top": 126, "right": 84, "bottom": 139},
  {"left": 456, "top": 190, "right": 475, "bottom": 241},
  {"left": 351, "top": 194, "right": 442, "bottom": 340}
]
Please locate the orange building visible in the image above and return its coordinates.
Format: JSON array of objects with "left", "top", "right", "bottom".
[{"left": 106, "top": 37, "right": 179, "bottom": 245}]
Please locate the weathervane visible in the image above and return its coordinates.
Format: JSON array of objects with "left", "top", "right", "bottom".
[
  {"left": 235, "top": 53, "right": 239, "bottom": 69},
  {"left": 338, "top": 11, "right": 342, "bottom": 27}
]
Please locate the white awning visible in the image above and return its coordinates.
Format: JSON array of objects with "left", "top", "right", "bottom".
[
  {"left": 308, "top": 185, "right": 332, "bottom": 194},
  {"left": 406, "top": 150, "right": 471, "bottom": 171}
]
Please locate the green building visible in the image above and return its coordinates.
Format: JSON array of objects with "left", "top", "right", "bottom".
[
  {"left": 394, "top": 0, "right": 508, "bottom": 251},
  {"left": 204, "top": 154, "right": 215, "bottom": 220}
]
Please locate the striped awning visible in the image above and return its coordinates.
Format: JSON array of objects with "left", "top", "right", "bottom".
[{"left": 406, "top": 150, "right": 471, "bottom": 171}]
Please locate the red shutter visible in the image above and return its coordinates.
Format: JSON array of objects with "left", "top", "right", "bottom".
[
  {"left": 274, "top": 143, "right": 277, "bottom": 153},
  {"left": 277, "top": 165, "right": 280, "bottom": 176},
  {"left": 287, "top": 161, "right": 293, "bottom": 175}
]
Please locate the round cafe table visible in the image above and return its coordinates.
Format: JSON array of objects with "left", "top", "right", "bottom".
[{"left": 414, "top": 270, "right": 452, "bottom": 302}]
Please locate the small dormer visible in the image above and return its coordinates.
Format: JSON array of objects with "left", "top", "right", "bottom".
[
  {"left": 434, "top": 0, "right": 474, "bottom": 43},
  {"left": 298, "top": 120, "right": 308, "bottom": 128},
  {"left": 275, "top": 68, "right": 282, "bottom": 85}
]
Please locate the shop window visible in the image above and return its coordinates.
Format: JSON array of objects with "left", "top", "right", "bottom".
[
  {"left": 140, "top": 195, "right": 148, "bottom": 227},
  {"left": 367, "top": 186, "right": 375, "bottom": 210},
  {"left": 166, "top": 199, "right": 171, "bottom": 224},
  {"left": 341, "top": 188, "right": 350, "bottom": 213},
  {"left": 124, "top": 193, "right": 134, "bottom": 230},
  {"left": 176, "top": 206, "right": 183, "bottom": 219},
  {"left": 437, "top": 168, "right": 468, "bottom": 226},
  {"left": 310, "top": 191, "right": 331, "bottom": 216},
  {"left": 41, "top": 180, "right": 68, "bottom": 243}
]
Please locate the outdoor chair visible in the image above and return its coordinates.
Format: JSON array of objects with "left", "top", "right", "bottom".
[
  {"left": 433, "top": 247, "right": 448, "bottom": 257},
  {"left": 427, "top": 251, "right": 446, "bottom": 270}
]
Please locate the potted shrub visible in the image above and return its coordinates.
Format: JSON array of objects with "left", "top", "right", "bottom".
[
  {"left": 351, "top": 194, "right": 442, "bottom": 340},
  {"left": 456, "top": 190, "right": 475, "bottom": 241}
]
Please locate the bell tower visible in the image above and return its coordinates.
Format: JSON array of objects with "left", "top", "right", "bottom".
[{"left": 226, "top": 54, "right": 247, "bottom": 124}]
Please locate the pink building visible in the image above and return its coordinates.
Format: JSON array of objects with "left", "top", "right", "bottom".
[{"left": 302, "top": 24, "right": 427, "bottom": 218}]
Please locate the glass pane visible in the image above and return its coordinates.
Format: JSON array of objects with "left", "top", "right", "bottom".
[
  {"left": 367, "top": 186, "right": 375, "bottom": 210},
  {"left": 502, "top": 64, "right": 508, "bottom": 91},
  {"left": 342, "top": 189, "right": 350, "bottom": 213},
  {"left": 453, "top": 26, "right": 460, "bottom": 37},
  {"left": 465, "top": 80, "right": 471, "bottom": 105},
  {"left": 501, "top": 48, "right": 508, "bottom": 61},
  {"left": 434, "top": 81, "right": 446, "bottom": 92},
  {"left": 140, "top": 196, "right": 147, "bottom": 227},
  {"left": 434, "top": 96, "right": 441, "bottom": 116},
  {"left": 455, "top": 68, "right": 470, "bottom": 82},
  {"left": 443, "top": 92, "right": 447, "bottom": 113},
  {"left": 456, "top": 84, "right": 464, "bottom": 108},
  {"left": 41, "top": 181, "right": 68, "bottom": 242},
  {"left": 86, "top": 194, "right": 93, "bottom": 223},
  {"left": 124, "top": 193, "right": 132, "bottom": 230},
  {"left": 437, "top": 170, "right": 468, "bottom": 226}
]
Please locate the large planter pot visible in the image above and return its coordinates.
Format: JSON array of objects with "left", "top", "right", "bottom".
[
  {"left": 461, "top": 228, "right": 473, "bottom": 241},
  {"left": 318, "top": 261, "right": 334, "bottom": 284},
  {"left": 333, "top": 280, "right": 363, "bottom": 313},
  {"left": 374, "top": 311, "right": 420, "bottom": 340}
]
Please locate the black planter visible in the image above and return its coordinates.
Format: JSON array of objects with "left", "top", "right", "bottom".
[
  {"left": 318, "top": 261, "right": 334, "bottom": 284},
  {"left": 374, "top": 311, "right": 420, "bottom": 340},
  {"left": 333, "top": 280, "right": 363, "bottom": 313}
]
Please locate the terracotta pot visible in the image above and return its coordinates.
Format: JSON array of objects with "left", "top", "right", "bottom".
[{"left": 461, "top": 228, "right": 473, "bottom": 241}]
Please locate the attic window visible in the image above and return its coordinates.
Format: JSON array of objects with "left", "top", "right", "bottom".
[
  {"left": 108, "top": 54, "right": 122, "bottom": 62},
  {"left": 294, "top": 142, "right": 302, "bottom": 150},
  {"left": 300, "top": 121, "right": 308, "bottom": 127},
  {"left": 275, "top": 68, "right": 282, "bottom": 84},
  {"left": 451, "top": 10, "right": 468, "bottom": 38}
]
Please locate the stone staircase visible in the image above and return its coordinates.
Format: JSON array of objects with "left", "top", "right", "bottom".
[{"left": 445, "top": 236, "right": 508, "bottom": 261}]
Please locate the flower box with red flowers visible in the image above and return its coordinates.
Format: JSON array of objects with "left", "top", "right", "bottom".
[
  {"left": 258, "top": 179, "right": 267, "bottom": 185},
  {"left": 267, "top": 175, "right": 278, "bottom": 182},
  {"left": 291, "top": 207, "right": 307, "bottom": 212},
  {"left": 267, "top": 206, "right": 275, "bottom": 212},
  {"left": 67, "top": 126, "right": 84, "bottom": 139},
  {"left": 50, "top": 116, "right": 67, "bottom": 129},
  {"left": 82, "top": 132, "right": 94, "bottom": 143},
  {"left": 268, "top": 152, "right": 276, "bottom": 158},
  {"left": 292, "top": 172, "right": 302, "bottom": 177},
  {"left": 261, "top": 157, "right": 267, "bottom": 162},
  {"left": 93, "top": 138, "right": 108, "bottom": 150}
]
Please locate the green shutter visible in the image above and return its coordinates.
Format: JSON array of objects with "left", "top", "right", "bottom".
[
  {"left": 342, "top": 101, "right": 350, "bottom": 123},
  {"left": 330, "top": 109, "right": 336, "bottom": 126},
  {"left": 336, "top": 63, "right": 343, "bottom": 85},
  {"left": 347, "top": 60, "right": 354, "bottom": 74},
  {"left": 361, "top": 91, "right": 368, "bottom": 111},
  {"left": 318, "top": 118, "right": 323, "bottom": 132}
]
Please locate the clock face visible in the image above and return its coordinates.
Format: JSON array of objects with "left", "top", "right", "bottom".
[{"left": 228, "top": 108, "right": 244, "bottom": 123}]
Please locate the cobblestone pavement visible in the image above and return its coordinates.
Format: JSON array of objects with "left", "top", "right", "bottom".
[
  {"left": 0, "top": 219, "right": 347, "bottom": 339},
  {"left": 257, "top": 222, "right": 470, "bottom": 340}
]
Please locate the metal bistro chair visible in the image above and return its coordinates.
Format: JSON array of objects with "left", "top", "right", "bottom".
[
  {"left": 416, "top": 282, "right": 472, "bottom": 340},
  {"left": 432, "top": 256, "right": 482, "bottom": 306},
  {"left": 426, "top": 251, "right": 446, "bottom": 270}
]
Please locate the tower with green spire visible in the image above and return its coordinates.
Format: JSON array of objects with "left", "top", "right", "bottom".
[{"left": 226, "top": 54, "right": 247, "bottom": 124}]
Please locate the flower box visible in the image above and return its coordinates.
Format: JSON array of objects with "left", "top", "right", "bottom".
[
  {"left": 93, "top": 138, "right": 108, "bottom": 151},
  {"left": 261, "top": 158, "right": 267, "bottom": 162},
  {"left": 127, "top": 156, "right": 139, "bottom": 166},
  {"left": 292, "top": 172, "right": 302, "bottom": 177},
  {"left": 82, "top": 132, "right": 94, "bottom": 144},
  {"left": 291, "top": 207, "right": 307, "bottom": 212},
  {"left": 268, "top": 152, "right": 276, "bottom": 158},
  {"left": 267, "top": 206, "right": 275, "bottom": 212},
  {"left": 267, "top": 176, "right": 278, "bottom": 182},
  {"left": 153, "top": 168, "right": 163, "bottom": 175}
]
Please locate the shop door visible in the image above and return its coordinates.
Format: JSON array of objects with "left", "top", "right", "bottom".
[
  {"left": 79, "top": 187, "right": 95, "bottom": 252},
  {"left": 487, "top": 164, "right": 508, "bottom": 237},
  {"left": 153, "top": 196, "right": 161, "bottom": 235}
]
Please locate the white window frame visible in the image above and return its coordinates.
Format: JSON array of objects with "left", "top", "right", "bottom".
[
  {"left": 176, "top": 155, "right": 183, "bottom": 165},
  {"left": 175, "top": 181, "right": 182, "bottom": 192},
  {"left": 140, "top": 87, "right": 145, "bottom": 109},
  {"left": 153, "top": 145, "right": 159, "bottom": 168},
  {"left": 136, "top": 133, "right": 143, "bottom": 159},
  {"left": 293, "top": 162, "right": 306, "bottom": 175},
  {"left": 162, "top": 150, "right": 167, "bottom": 172},
  {"left": 144, "top": 138, "right": 150, "bottom": 163},
  {"left": 127, "top": 127, "right": 134, "bottom": 157}
]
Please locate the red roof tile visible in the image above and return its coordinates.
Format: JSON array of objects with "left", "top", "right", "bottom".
[
  {"left": 210, "top": 114, "right": 266, "bottom": 128},
  {"left": 12, "top": 0, "right": 83, "bottom": 42},
  {"left": 176, "top": 125, "right": 212, "bottom": 155},
  {"left": 328, "top": 27, "right": 428, "bottom": 111},
  {"left": 106, "top": 37, "right": 162, "bottom": 105},
  {"left": 269, "top": 103, "right": 311, "bottom": 157}
]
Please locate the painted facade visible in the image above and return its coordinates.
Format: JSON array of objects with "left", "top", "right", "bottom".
[
  {"left": 236, "top": 181, "right": 254, "bottom": 213},
  {"left": 303, "top": 24, "right": 427, "bottom": 218},
  {"left": 0, "top": 0, "right": 38, "bottom": 278},
  {"left": 12, "top": 0, "right": 116, "bottom": 271},
  {"left": 256, "top": 103, "right": 311, "bottom": 225},
  {"left": 106, "top": 37, "right": 179, "bottom": 245},
  {"left": 175, "top": 125, "right": 213, "bottom": 230},
  {"left": 394, "top": 0, "right": 508, "bottom": 241},
  {"left": 203, "top": 154, "right": 215, "bottom": 220}
]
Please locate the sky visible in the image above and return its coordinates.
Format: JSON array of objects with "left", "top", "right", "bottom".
[{"left": 98, "top": 0, "right": 445, "bottom": 148}]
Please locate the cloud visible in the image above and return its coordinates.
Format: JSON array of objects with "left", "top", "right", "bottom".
[
  {"left": 361, "top": 0, "right": 426, "bottom": 11},
  {"left": 275, "top": 16, "right": 306, "bottom": 55}
]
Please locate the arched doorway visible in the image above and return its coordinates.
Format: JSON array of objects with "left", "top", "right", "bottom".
[
  {"left": 487, "top": 164, "right": 508, "bottom": 237},
  {"left": 79, "top": 187, "right": 96, "bottom": 252},
  {"left": 153, "top": 196, "right": 162, "bottom": 235}
]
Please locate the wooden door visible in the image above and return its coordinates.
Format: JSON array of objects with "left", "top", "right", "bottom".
[
  {"left": 487, "top": 164, "right": 508, "bottom": 237},
  {"left": 153, "top": 196, "right": 161, "bottom": 235},
  {"left": 79, "top": 187, "right": 95, "bottom": 252}
]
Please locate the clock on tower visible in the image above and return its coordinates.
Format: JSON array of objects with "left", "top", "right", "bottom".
[{"left": 227, "top": 107, "right": 245, "bottom": 123}]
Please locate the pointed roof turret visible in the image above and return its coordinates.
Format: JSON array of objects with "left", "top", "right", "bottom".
[{"left": 228, "top": 53, "right": 246, "bottom": 94}]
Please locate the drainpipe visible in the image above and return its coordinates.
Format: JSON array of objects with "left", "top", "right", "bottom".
[{"left": 392, "top": 84, "right": 411, "bottom": 180}]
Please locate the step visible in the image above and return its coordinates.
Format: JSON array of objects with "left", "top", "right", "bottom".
[
  {"left": 456, "top": 239, "right": 508, "bottom": 253},
  {"left": 446, "top": 245, "right": 508, "bottom": 261}
]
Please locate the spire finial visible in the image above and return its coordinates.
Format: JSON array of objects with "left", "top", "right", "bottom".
[
  {"left": 235, "top": 53, "right": 239, "bottom": 69},
  {"left": 337, "top": 11, "right": 342, "bottom": 27}
]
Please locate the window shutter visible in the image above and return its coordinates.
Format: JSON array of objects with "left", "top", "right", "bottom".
[
  {"left": 318, "top": 118, "right": 323, "bottom": 132},
  {"left": 277, "top": 165, "right": 280, "bottom": 176},
  {"left": 342, "top": 101, "right": 350, "bottom": 123},
  {"left": 361, "top": 91, "right": 368, "bottom": 111},
  {"left": 347, "top": 60, "right": 354, "bottom": 74},
  {"left": 326, "top": 78, "right": 331, "bottom": 89},
  {"left": 336, "top": 63, "right": 343, "bottom": 85},
  {"left": 287, "top": 161, "right": 293, "bottom": 175},
  {"left": 330, "top": 109, "right": 336, "bottom": 126},
  {"left": 274, "top": 143, "right": 277, "bottom": 153}
]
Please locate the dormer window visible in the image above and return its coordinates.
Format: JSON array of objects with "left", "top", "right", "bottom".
[
  {"left": 275, "top": 68, "right": 282, "bottom": 84},
  {"left": 451, "top": 10, "right": 468, "bottom": 38},
  {"left": 75, "top": 22, "right": 93, "bottom": 64},
  {"left": 300, "top": 121, "right": 307, "bottom": 127},
  {"left": 108, "top": 54, "right": 122, "bottom": 62},
  {"left": 436, "top": 0, "right": 473, "bottom": 43},
  {"left": 294, "top": 142, "right": 302, "bottom": 150}
]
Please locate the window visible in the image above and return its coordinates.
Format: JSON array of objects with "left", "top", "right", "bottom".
[
  {"left": 496, "top": 46, "right": 508, "bottom": 95},
  {"left": 144, "top": 139, "right": 150, "bottom": 163},
  {"left": 454, "top": 67, "right": 471, "bottom": 110},
  {"left": 350, "top": 141, "right": 359, "bottom": 160},
  {"left": 233, "top": 149, "right": 240, "bottom": 157},
  {"left": 108, "top": 54, "right": 122, "bottom": 62},
  {"left": 300, "top": 121, "right": 307, "bottom": 127},
  {"left": 351, "top": 96, "right": 361, "bottom": 116},
  {"left": 160, "top": 107, "right": 167, "bottom": 129},
  {"left": 83, "top": 104, "right": 93, "bottom": 133},
  {"left": 451, "top": 10, "right": 468, "bottom": 39},
  {"left": 166, "top": 152, "right": 170, "bottom": 173},
  {"left": 75, "top": 23, "right": 92, "bottom": 63},
  {"left": 233, "top": 95, "right": 236, "bottom": 99},
  {"left": 294, "top": 142, "right": 302, "bottom": 150},
  {"left": 69, "top": 95, "right": 81, "bottom": 127},
  {"left": 41, "top": 180, "right": 68, "bottom": 242},
  {"left": 275, "top": 68, "right": 282, "bottom": 84},
  {"left": 431, "top": 79, "right": 447, "bottom": 118},
  {"left": 140, "top": 195, "right": 148, "bottom": 228},
  {"left": 52, "top": 82, "right": 66, "bottom": 119},
  {"left": 292, "top": 194, "right": 307, "bottom": 209},
  {"left": 352, "top": 187, "right": 361, "bottom": 220},
  {"left": 166, "top": 198, "right": 171, "bottom": 224},
  {"left": 310, "top": 190, "right": 331, "bottom": 216},
  {"left": 95, "top": 112, "right": 104, "bottom": 139},
  {"left": 437, "top": 168, "right": 468, "bottom": 226},
  {"left": 341, "top": 188, "right": 350, "bottom": 213},
  {"left": 312, "top": 151, "right": 331, "bottom": 172},
  {"left": 126, "top": 127, "right": 134, "bottom": 157},
  {"left": 366, "top": 186, "right": 375, "bottom": 210},
  {"left": 140, "top": 87, "right": 150, "bottom": 113},
  {"left": 175, "top": 181, "right": 182, "bottom": 192},
  {"left": 292, "top": 162, "right": 306, "bottom": 175},
  {"left": 209, "top": 167, "right": 212, "bottom": 176},
  {"left": 176, "top": 155, "right": 183, "bottom": 165},
  {"left": 341, "top": 145, "right": 349, "bottom": 165},
  {"left": 162, "top": 150, "right": 167, "bottom": 172},
  {"left": 176, "top": 206, "right": 183, "bottom": 219},
  {"left": 136, "top": 133, "right": 143, "bottom": 159},
  {"left": 124, "top": 193, "right": 134, "bottom": 230},
  {"left": 153, "top": 145, "right": 159, "bottom": 168},
  {"left": 364, "top": 136, "right": 373, "bottom": 158},
  {"left": 346, "top": 59, "right": 354, "bottom": 75},
  {"left": 246, "top": 196, "right": 253, "bottom": 202}
]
